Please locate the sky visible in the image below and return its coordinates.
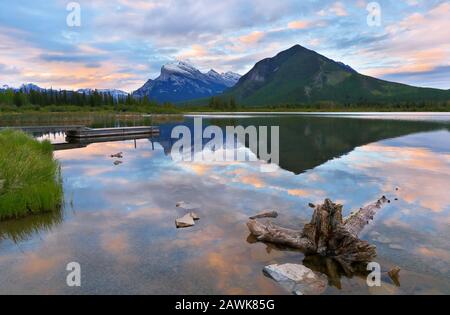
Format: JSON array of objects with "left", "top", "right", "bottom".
[{"left": 0, "top": 0, "right": 449, "bottom": 92}]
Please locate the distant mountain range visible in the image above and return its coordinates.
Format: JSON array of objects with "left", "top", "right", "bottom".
[
  {"left": 223, "top": 45, "right": 450, "bottom": 106},
  {"left": 132, "top": 60, "right": 241, "bottom": 103},
  {"left": 77, "top": 88, "right": 128, "bottom": 100},
  {"left": 1, "top": 83, "right": 46, "bottom": 93},
  {"left": 0, "top": 84, "right": 128, "bottom": 100}
]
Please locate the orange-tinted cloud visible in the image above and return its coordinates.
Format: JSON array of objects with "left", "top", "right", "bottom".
[
  {"left": 361, "top": 2, "right": 450, "bottom": 78},
  {"left": 239, "top": 31, "right": 265, "bottom": 44},
  {"left": 287, "top": 20, "right": 310, "bottom": 30}
]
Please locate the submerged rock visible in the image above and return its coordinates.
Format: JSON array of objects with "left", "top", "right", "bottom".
[
  {"left": 176, "top": 201, "right": 200, "bottom": 211},
  {"left": 389, "top": 244, "right": 404, "bottom": 250},
  {"left": 263, "top": 263, "right": 327, "bottom": 295},
  {"left": 113, "top": 160, "right": 123, "bottom": 166},
  {"left": 175, "top": 214, "right": 195, "bottom": 228}
]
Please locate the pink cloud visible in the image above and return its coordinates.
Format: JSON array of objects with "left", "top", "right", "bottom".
[
  {"left": 238, "top": 31, "right": 265, "bottom": 44},
  {"left": 359, "top": 2, "right": 450, "bottom": 78},
  {"left": 287, "top": 20, "right": 310, "bottom": 30}
]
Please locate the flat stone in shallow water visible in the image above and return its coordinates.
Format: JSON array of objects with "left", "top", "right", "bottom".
[
  {"left": 263, "top": 263, "right": 327, "bottom": 295},
  {"left": 175, "top": 214, "right": 195, "bottom": 228}
]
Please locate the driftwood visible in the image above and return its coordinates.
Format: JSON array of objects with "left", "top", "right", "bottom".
[
  {"left": 247, "top": 196, "right": 388, "bottom": 272},
  {"left": 249, "top": 211, "right": 278, "bottom": 220},
  {"left": 388, "top": 266, "right": 401, "bottom": 286}
]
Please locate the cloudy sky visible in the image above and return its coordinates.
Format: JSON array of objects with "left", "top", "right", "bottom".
[{"left": 0, "top": 0, "right": 449, "bottom": 92}]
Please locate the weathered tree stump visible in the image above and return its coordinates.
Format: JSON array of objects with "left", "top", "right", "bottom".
[{"left": 247, "top": 196, "right": 388, "bottom": 273}]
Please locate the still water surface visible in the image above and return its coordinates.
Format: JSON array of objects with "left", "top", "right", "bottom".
[{"left": 0, "top": 113, "right": 449, "bottom": 294}]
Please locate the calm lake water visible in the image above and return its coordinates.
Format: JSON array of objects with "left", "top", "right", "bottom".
[{"left": 0, "top": 113, "right": 449, "bottom": 294}]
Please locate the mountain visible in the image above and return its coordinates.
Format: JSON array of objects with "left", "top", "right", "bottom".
[
  {"left": 20, "top": 83, "right": 47, "bottom": 93},
  {"left": 223, "top": 45, "right": 450, "bottom": 106},
  {"left": 0, "top": 83, "right": 48, "bottom": 92},
  {"left": 1, "top": 84, "right": 14, "bottom": 91},
  {"left": 77, "top": 88, "right": 129, "bottom": 100},
  {"left": 205, "top": 69, "right": 241, "bottom": 87},
  {"left": 0, "top": 83, "right": 129, "bottom": 100},
  {"left": 133, "top": 60, "right": 241, "bottom": 103},
  {"left": 0, "top": 84, "right": 129, "bottom": 99}
]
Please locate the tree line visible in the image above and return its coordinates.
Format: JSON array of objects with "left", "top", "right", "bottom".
[
  {"left": 208, "top": 96, "right": 237, "bottom": 110},
  {"left": 0, "top": 88, "right": 158, "bottom": 108}
]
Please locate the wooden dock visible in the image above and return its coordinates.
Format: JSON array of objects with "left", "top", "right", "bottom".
[
  {"left": 53, "top": 133, "right": 157, "bottom": 151},
  {"left": 66, "top": 126, "right": 159, "bottom": 139}
]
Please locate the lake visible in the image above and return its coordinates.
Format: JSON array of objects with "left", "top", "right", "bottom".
[{"left": 0, "top": 113, "right": 449, "bottom": 294}]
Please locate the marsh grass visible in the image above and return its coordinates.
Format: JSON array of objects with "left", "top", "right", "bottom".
[{"left": 0, "top": 129, "right": 62, "bottom": 220}]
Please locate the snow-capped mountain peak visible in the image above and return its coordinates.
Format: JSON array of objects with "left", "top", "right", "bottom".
[
  {"left": 77, "top": 88, "right": 128, "bottom": 100},
  {"left": 206, "top": 69, "right": 240, "bottom": 87},
  {"left": 20, "top": 83, "right": 46, "bottom": 92},
  {"left": 221, "top": 71, "right": 241, "bottom": 86},
  {"left": 160, "top": 60, "right": 201, "bottom": 80},
  {"left": 133, "top": 61, "right": 241, "bottom": 103}
]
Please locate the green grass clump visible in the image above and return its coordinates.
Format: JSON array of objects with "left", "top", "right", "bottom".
[{"left": 0, "top": 129, "right": 62, "bottom": 220}]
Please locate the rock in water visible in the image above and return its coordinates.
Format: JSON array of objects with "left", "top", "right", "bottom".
[
  {"left": 389, "top": 244, "right": 404, "bottom": 250},
  {"left": 175, "top": 214, "right": 195, "bottom": 228},
  {"left": 189, "top": 212, "right": 200, "bottom": 220},
  {"left": 113, "top": 160, "right": 123, "bottom": 166},
  {"left": 176, "top": 201, "right": 200, "bottom": 211},
  {"left": 263, "top": 263, "right": 327, "bottom": 295},
  {"left": 111, "top": 152, "right": 123, "bottom": 158}
]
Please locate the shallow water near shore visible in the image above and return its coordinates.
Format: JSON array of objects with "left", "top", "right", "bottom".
[{"left": 0, "top": 113, "right": 449, "bottom": 294}]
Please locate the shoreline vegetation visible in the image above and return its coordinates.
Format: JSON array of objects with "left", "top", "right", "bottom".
[
  {"left": 0, "top": 129, "right": 63, "bottom": 221},
  {"left": 0, "top": 103, "right": 449, "bottom": 115},
  {"left": 0, "top": 88, "right": 449, "bottom": 114}
]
